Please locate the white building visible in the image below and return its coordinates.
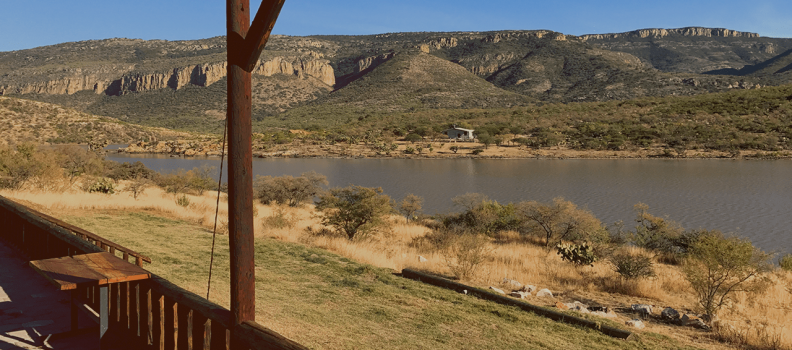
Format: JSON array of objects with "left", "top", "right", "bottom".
[{"left": 443, "top": 125, "right": 475, "bottom": 140}]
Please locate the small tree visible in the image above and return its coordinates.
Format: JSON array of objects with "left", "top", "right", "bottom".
[
  {"left": 398, "top": 194, "right": 423, "bottom": 222},
  {"left": 314, "top": 185, "right": 393, "bottom": 240},
  {"left": 404, "top": 133, "right": 422, "bottom": 143},
  {"left": 445, "top": 233, "right": 491, "bottom": 280},
  {"left": 609, "top": 252, "right": 655, "bottom": 280},
  {"left": 254, "top": 171, "right": 328, "bottom": 207},
  {"left": 517, "top": 198, "right": 607, "bottom": 248},
  {"left": 478, "top": 133, "right": 494, "bottom": 149},
  {"left": 127, "top": 176, "right": 151, "bottom": 200},
  {"left": 682, "top": 231, "right": 772, "bottom": 317}
]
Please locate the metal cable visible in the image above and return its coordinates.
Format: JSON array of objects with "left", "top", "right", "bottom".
[{"left": 206, "top": 118, "right": 228, "bottom": 301}]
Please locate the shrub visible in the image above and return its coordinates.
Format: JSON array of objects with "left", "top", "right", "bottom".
[
  {"left": 556, "top": 242, "right": 598, "bottom": 267},
  {"left": 127, "top": 176, "right": 150, "bottom": 200},
  {"left": 517, "top": 198, "right": 608, "bottom": 247},
  {"left": 403, "top": 146, "right": 415, "bottom": 154},
  {"left": 176, "top": 194, "right": 190, "bottom": 207},
  {"left": 444, "top": 233, "right": 491, "bottom": 280},
  {"left": 683, "top": 231, "right": 772, "bottom": 317},
  {"left": 450, "top": 145, "right": 459, "bottom": 153},
  {"left": 471, "top": 149, "right": 483, "bottom": 155},
  {"left": 254, "top": 171, "right": 327, "bottom": 207},
  {"left": 404, "top": 133, "right": 422, "bottom": 143},
  {"left": 778, "top": 254, "right": 792, "bottom": 272},
  {"left": 262, "top": 208, "right": 298, "bottom": 229},
  {"left": 85, "top": 177, "right": 115, "bottom": 194},
  {"left": 398, "top": 194, "right": 423, "bottom": 222},
  {"left": 314, "top": 185, "right": 393, "bottom": 240},
  {"left": 609, "top": 252, "right": 655, "bottom": 280}
]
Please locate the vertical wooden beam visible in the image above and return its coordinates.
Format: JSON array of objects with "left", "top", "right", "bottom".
[{"left": 227, "top": 0, "right": 256, "bottom": 331}]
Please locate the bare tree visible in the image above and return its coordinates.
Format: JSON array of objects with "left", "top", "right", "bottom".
[
  {"left": 398, "top": 194, "right": 423, "bottom": 222},
  {"left": 517, "top": 197, "right": 606, "bottom": 248}
]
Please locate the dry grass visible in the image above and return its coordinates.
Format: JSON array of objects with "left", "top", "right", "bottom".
[{"left": 3, "top": 184, "right": 791, "bottom": 350}]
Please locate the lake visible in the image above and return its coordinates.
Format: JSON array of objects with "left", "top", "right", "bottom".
[{"left": 106, "top": 152, "right": 792, "bottom": 255}]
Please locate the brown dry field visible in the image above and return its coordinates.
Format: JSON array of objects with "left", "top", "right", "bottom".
[{"left": 3, "top": 183, "right": 791, "bottom": 350}]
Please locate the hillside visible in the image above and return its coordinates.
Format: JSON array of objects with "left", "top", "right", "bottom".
[
  {"left": 0, "top": 27, "right": 790, "bottom": 132},
  {"left": 315, "top": 50, "right": 531, "bottom": 111},
  {"left": 0, "top": 96, "right": 176, "bottom": 144},
  {"left": 582, "top": 27, "right": 792, "bottom": 74}
]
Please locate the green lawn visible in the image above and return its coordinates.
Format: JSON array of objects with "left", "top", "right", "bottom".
[{"left": 63, "top": 211, "right": 699, "bottom": 350}]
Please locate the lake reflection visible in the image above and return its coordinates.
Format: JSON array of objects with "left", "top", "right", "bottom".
[{"left": 106, "top": 153, "right": 792, "bottom": 254}]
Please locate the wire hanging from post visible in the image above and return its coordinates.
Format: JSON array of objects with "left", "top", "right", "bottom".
[{"left": 206, "top": 118, "right": 228, "bottom": 301}]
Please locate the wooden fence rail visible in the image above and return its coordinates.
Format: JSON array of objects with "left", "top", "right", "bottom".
[{"left": 0, "top": 195, "right": 307, "bottom": 350}]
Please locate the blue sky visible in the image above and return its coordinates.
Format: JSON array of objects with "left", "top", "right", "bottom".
[{"left": 1, "top": 0, "right": 790, "bottom": 52}]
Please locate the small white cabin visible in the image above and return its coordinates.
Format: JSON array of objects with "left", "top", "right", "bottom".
[{"left": 443, "top": 125, "right": 475, "bottom": 140}]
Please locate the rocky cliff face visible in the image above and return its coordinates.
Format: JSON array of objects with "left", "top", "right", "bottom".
[
  {"left": 0, "top": 55, "right": 334, "bottom": 96},
  {"left": 581, "top": 27, "right": 760, "bottom": 40}
]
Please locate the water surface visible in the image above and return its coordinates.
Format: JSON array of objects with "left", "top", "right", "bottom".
[{"left": 106, "top": 153, "right": 792, "bottom": 255}]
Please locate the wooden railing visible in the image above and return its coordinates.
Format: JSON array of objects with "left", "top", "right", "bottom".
[
  {"left": 0, "top": 195, "right": 307, "bottom": 350},
  {"left": 25, "top": 206, "right": 152, "bottom": 266}
]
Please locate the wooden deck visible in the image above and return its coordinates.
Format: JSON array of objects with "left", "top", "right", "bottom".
[{"left": 0, "top": 239, "right": 98, "bottom": 350}]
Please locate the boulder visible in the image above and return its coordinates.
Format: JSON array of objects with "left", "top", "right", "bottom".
[
  {"left": 535, "top": 289, "right": 554, "bottom": 298},
  {"left": 589, "top": 306, "right": 610, "bottom": 313},
  {"left": 625, "top": 319, "right": 645, "bottom": 329},
  {"left": 418, "top": 255, "right": 428, "bottom": 262},
  {"left": 631, "top": 304, "right": 653, "bottom": 317},
  {"left": 679, "top": 314, "right": 709, "bottom": 329},
  {"left": 565, "top": 301, "right": 590, "bottom": 313},
  {"left": 518, "top": 285, "right": 537, "bottom": 293},
  {"left": 489, "top": 286, "right": 505, "bottom": 295},
  {"left": 661, "top": 307, "right": 680, "bottom": 321},
  {"left": 590, "top": 311, "right": 617, "bottom": 319},
  {"left": 502, "top": 278, "right": 523, "bottom": 289},
  {"left": 509, "top": 291, "right": 529, "bottom": 299}
]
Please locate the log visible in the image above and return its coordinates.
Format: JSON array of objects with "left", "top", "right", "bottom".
[{"left": 401, "top": 268, "right": 634, "bottom": 340}]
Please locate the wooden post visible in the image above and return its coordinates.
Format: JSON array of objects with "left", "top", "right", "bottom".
[
  {"left": 227, "top": 0, "right": 256, "bottom": 331},
  {"left": 226, "top": 2, "right": 284, "bottom": 348}
]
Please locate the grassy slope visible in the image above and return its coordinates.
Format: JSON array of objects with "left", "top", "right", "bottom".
[{"left": 62, "top": 211, "right": 695, "bottom": 350}]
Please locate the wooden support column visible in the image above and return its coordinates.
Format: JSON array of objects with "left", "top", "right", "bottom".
[
  {"left": 226, "top": 1, "right": 284, "bottom": 348},
  {"left": 227, "top": 0, "right": 256, "bottom": 330}
]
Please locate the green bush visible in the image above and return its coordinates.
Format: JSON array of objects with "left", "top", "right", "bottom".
[
  {"left": 779, "top": 254, "right": 792, "bottom": 272},
  {"left": 176, "top": 194, "right": 190, "bottom": 207},
  {"left": 262, "top": 208, "right": 298, "bottom": 229},
  {"left": 254, "top": 171, "right": 328, "bottom": 207},
  {"left": 683, "top": 232, "right": 772, "bottom": 317},
  {"left": 556, "top": 242, "right": 598, "bottom": 267},
  {"left": 86, "top": 177, "right": 115, "bottom": 194},
  {"left": 609, "top": 252, "right": 655, "bottom": 279},
  {"left": 315, "top": 185, "right": 393, "bottom": 240},
  {"left": 471, "top": 149, "right": 484, "bottom": 155}
]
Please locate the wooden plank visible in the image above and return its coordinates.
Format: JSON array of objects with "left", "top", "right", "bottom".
[
  {"left": 147, "top": 288, "right": 154, "bottom": 346},
  {"left": 160, "top": 293, "right": 166, "bottom": 350},
  {"left": 172, "top": 302, "right": 179, "bottom": 350},
  {"left": 242, "top": 0, "right": 286, "bottom": 71},
  {"left": 187, "top": 310, "right": 194, "bottom": 350},
  {"left": 202, "top": 319, "right": 211, "bottom": 350},
  {"left": 20, "top": 204, "right": 152, "bottom": 263},
  {"left": 134, "top": 282, "right": 141, "bottom": 338},
  {"left": 234, "top": 321, "right": 309, "bottom": 350},
  {"left": 79, "top": 252, "right": 151, "bottom": 284},
  {"left": 29, "top": 252, "right": 150, "bottom": 290},
  {"left": 147, "top": 276, "right": 232, "bottom": 330}
]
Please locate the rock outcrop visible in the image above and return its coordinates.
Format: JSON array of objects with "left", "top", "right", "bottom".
[
  {"left": 581, "top": 27, "right": 760, "bottom": 40},
  {"left": 0, "top": 56, "right": 334, "bottom": 96}
]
